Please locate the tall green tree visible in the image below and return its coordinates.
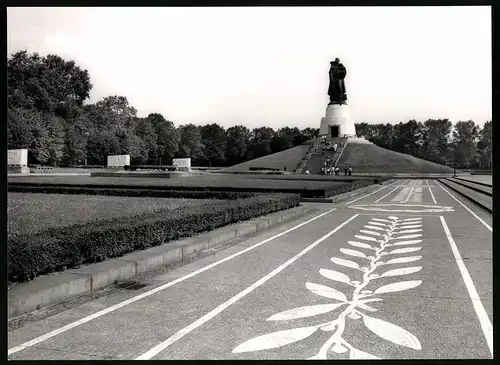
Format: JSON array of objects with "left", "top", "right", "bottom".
[
  {"left": 177, "top": 124, "right": 205, "bottom": 163},
  {"left": 7, "top": 107, "right": 38, "bottom": 150},
  {"left": 451, "top": 120, "right": 480, "bottom": 168},
  {"left": 86, "top": 129, "right": 121, "bottom": 165},
  {"left": 477, "top": 121, "right": 492, "bottom": 169},
  {"left": 422, "top": 119, "right": 452, "bottom": 165},
  {"left": 147, "top": 113, "right": 179, "bottom": 164},
  {"left": 134, "top": 117, "right": 159, "bottom": 164},
  {"left": 300, "top": 127, "right": 318, "bottom": 142},
  {"left": 7, "top": 50, "right": 92, "bottom": 115},
  {"left": 93, "top": 96, "right": 137, "bottom": 129},
  {"left": 355, "top": 122, "right": 370, "bottom": 138},
  {"left": 200, "top": 123, "right": 227, "bottom": 166},
  {"left": 249, "top": 127, "right": 275, "bottom": 159},
  {"left": 63, "top": 114, "right": 90, "bottom": 165},
  {"left": 392, "top": 120, "right": 425, "bottom": 157},
  {"left": 226, "top": 125, "right": 251, "bottom": 165}
]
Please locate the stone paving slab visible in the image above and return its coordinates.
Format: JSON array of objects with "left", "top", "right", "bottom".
[
  {"left": 455, "top": 175, "right": 492, "bottom": 187},
  {"left": 438, "top": 179, "right": 491, "bottom": 212},
  {"left": 448, "top": 177, "right": 492, "bottom": 195},
  {"left": 8, "top": 180, "right": 492, "bottom": 360}
]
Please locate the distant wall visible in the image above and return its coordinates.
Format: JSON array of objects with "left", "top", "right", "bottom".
[
  {"left": 8, "top": 149, "right": 28, "bottom": 166},
  {"left": 107, "top": 154, "right": 130, "bottom": 167}
]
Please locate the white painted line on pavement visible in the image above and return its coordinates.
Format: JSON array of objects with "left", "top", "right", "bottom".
[
  {"left": 439, "top": 216, "right": 492, "bottom": 357},
  {"left": 374, "top": 186, "right": 399, "bottom": 203},
  {"left": 436, "top": 181, "right": 491, "bottom": 232},
  {"left": 426, "top": 180, "right": 437, "bottom": 204},
  {"left": 135, "top": 213, "right": 360, "bottom": 360},
  {"left": 8, "top": 207, "right": 338, "bottom": 356},
  {"left": 345, "top": 186, "right": 386, "bottom": 205},
  {"left": 402, "top": 187, "right": 415, "bottom": 203}
]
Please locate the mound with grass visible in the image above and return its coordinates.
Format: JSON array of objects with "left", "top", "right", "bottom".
[
  {"left": 337, "top": 143, "right": 454, "bottom": 173},
  {"left": 223, "top": 144, "right": 312, "bottom": 172}
]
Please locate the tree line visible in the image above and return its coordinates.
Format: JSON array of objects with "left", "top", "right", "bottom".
[
  {"left": 7, "top": 51, "right": 491, "bottom": 169},
  {"left": 355, "top": 119, "right": 491, "bottom": 169}
]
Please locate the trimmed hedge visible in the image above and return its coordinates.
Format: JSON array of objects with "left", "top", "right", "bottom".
[
  {"left": 8, "top": 185, "right": 258, "bottom": 200},
  {"left": 8, "top": 181, "right": 357, "bottom": 198},
  {"left": 8, "top": 193, "right": 300, "bottom": 282}
]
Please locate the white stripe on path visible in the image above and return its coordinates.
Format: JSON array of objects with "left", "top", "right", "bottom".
[
  {"left": 135, "top": 214, "right": 360, "bottom": 360},
  {"left": 374, "top": 186, "right": 399, "bottom": 203},
  {"left": 426, "top": 180, "right": 437, "bottom": 204},
  {"left": 8, "top": 208, "right": 338, "bottom": 356},
  {"left": 402, "top": 187, "right": 415, "bottom": 203},
  {"left": 436, "top": 181, "right": 491, "bottom": 232},
  {"left": 345, "top": 186, "right": 386, "bottom": 205},
  {"left": 440, "top": 216, "right": 492, "bottom": 357}
]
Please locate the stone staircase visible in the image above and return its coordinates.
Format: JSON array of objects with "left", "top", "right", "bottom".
[
  {"left": 303, "top": 136, "right": 344, "bottom": 175},
  {"left": 294, "top": 138, "right": 321, "bottom": 174}
]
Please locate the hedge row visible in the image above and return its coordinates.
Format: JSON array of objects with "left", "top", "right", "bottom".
[
  {"left": 8, "top": 193, "right": 300, "bottom": 282},
  {"left": 323, "top": 179, "right": 376, "bottom": 197},
  {"left": 9, "top": 178, "right": 379, "bottom": 198},
  {"left": 8, "top": 180, "right": 332, "bottom": 198},
  {"left": 8, "top": 185, "right": 258, "bottom": 200}
]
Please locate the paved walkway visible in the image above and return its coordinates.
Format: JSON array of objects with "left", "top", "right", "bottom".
[{"left": 8, "top": 179, "right": 492, "bottom": 360}]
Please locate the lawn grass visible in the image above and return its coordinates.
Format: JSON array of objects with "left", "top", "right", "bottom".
[
  {"left": 223, "top": 144, "right": 311, "bottom": 172},
  {"left": 9, "top": 193, "right": 300, "bottom": 282},
  {"left": 338, "top": 143, "right": 454, "bottom": 173},
  {"left": 7, "top": 193, "right": 220, "bottom": 237}
]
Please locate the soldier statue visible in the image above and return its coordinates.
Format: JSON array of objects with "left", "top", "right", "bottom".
[{"left": 328, "top": 58, "right": 347, "bottom": 105}]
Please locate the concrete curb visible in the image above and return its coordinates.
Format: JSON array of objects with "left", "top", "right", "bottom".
[
  {"left": 438, "top": 179, "right": 492, "bottom": 213},
  {"left": 446, "top": 178, "right": 492, "bottom": 196},
  {"left": 300, "top": 179, "right": 394, "bottom": 204},
  {"left": 8, "top": 205, "right": 316, "bottom": 319},
  {"left": 453, "top": 177, "right": 492, "bottom": 189}
]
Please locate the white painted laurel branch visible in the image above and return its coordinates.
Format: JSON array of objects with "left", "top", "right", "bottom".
[{"left": 232, "top": 216, "right": 424, "bottom": 359}]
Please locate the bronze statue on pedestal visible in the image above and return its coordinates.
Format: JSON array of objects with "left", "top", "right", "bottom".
[{"left": 328, "top": 58, "right": 347, "bottom": 105}]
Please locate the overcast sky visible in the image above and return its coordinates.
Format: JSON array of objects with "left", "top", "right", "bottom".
[{"left": 7, "top": 6, "right": 491, "bottom": 129}]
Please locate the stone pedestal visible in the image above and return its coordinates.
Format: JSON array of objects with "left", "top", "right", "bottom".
[
  {"left": 8, "top": 165, "right": 30, "bottom": 174},
  {"left": 319, "top": 104, "right": 356, "bottom": 137}
]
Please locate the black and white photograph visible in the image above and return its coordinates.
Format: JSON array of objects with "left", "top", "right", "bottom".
[{"left": 7, "top": 5, "right": 492, "bottom": 360}]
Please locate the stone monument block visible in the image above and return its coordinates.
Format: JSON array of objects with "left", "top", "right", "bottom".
[
  {"left": 173, "top": 158, "right": 192, "bottom": 172},
  {"left": 8, "top": 149, "right": 28, "bottom": 166},
  {"left": 107, "top": 154, "right": 130, "bottom": 168}
]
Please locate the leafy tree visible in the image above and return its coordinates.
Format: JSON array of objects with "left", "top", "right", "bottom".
[
  {"left": 200, "top": 123, "right": 227, "bottom": 166},
  {"left": 177, "top": 124, "right": 205, "bottom": 163},
  {"left": 93, "top": 95, "right": 137, "bottom": 129},
  {"left": 451, "top": 120, "right": 479, "bottom": 168},
  {"left": 134, "top": 117, "right": 159, "bottom": 164},
  {"left": 392, "top": 120, "right": 425, "bottom": 157},
  {"left": 477, "top": 121, "right": 492, "bottom": 169},
  {"left": 147, "top": 113, "right": 179, "bottom": 165},
  {"left": 7, "top": 50, "right": 92, "bottom": 115},
  {"left": 226, "top": 125, "right": 251, "bottom": 165},
  {"left": 300, "top": 127, "right": 318, "bottom": 142},
  {"left": 422, "top": 119, "right": 452, "bottom": 165},
  {"left": 7, "top": 107, "right": 38, "bottom": 150},
  {"left": 86, "top": 129, "right": 121, "bottom": 165},
  {"left": 355, "top": 122, "right": 370, "bottom": 137},
  {"left": 63, "top": 114, "right": 90, "bottom": 165},
  {"left": 249, "top": 127, "right": 275, "bottom": 159},
  {"left": 270, "top": 127, "right": 301, "bottom": 153}
]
